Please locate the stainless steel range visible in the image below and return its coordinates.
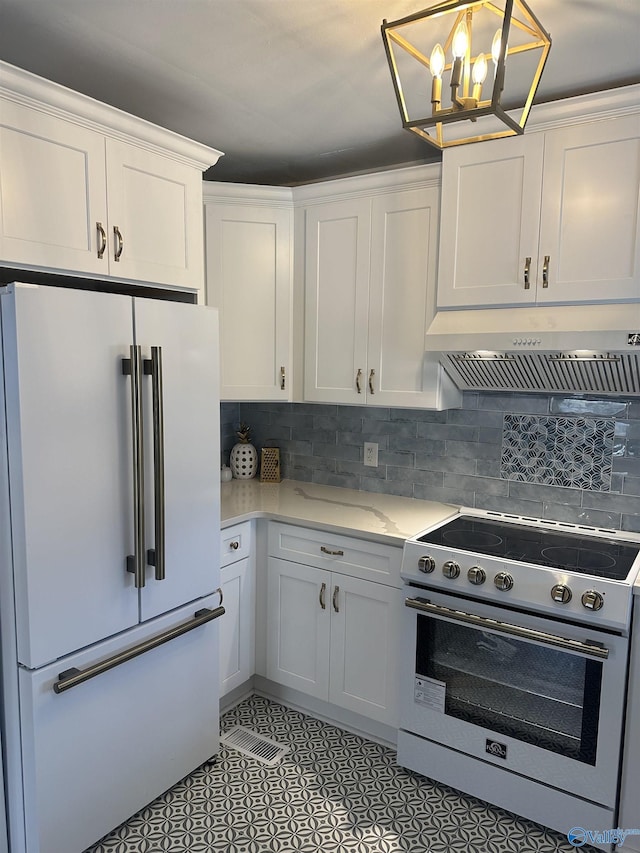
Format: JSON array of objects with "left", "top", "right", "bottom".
[{"left": 398, "top": 509, "right": 640, "bottom": 852}]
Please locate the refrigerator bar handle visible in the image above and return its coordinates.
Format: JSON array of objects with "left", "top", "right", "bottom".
[
  {"left": 123, "top": 346, "right": 146, "bottom": 589},
  {"left": 53, "top": 606, "right": 225, "bottom": 694},
  {"left": 145, "top": 347, "right": 166, "bottom": 581}
]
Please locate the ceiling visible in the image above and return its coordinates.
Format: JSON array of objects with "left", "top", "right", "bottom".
[{"left": 0, "top": 0, "right": 638, "bottom": 186}]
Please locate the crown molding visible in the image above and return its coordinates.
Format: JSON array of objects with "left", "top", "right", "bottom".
[{"left": 0, "top": 60, "right": 223, "bottom": 170}]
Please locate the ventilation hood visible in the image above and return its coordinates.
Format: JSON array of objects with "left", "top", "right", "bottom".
[{"left": 425, "top": 303, "right": 640, "bottom": 396}]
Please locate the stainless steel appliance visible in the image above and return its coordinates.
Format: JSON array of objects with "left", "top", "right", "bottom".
[
  {"left": 0, "top": 283, "right": 223, "bottom": 853},
  {"left": 398, "top": 510, "right": 640, "bottom": 851}
]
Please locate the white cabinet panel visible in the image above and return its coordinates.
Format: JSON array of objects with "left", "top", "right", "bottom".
[
  {"left": 437, "top": 114, "right": 640, "bottom": 309},
  {"left": 329, "top": 574, "right": 400, "bottom": 725},
  {"left": 267, "top": 557, "right": 331, "bottom": 698},
  {"left": 106, "top": 139, "right": 205, "bottom": 290},
  {"left": 204, "top": 194, "right": 293, "bottom": 400},
  {"left": 537, "top": 116, "right": 640, "bottom": 304},
  {"left": 437, "top": 134, "right": 544, "bottom": 308},
  {"left": 304, "top": 198, "right": 371, "bottom": 404},
  {"left": 219, "top": 521, "right": 255, "bottom": 697},
  {"left": 0, "top": 100, "right": 108, "bottom": 273},
  {"left": 18, "top": 595, "right": 220, "bottom": 853}
]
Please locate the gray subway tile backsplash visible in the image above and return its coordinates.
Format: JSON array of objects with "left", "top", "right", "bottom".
[{"left": 221, "top": 393, "right": 640, "bottom": 533}]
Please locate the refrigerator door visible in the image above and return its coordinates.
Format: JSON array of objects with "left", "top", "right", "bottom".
[
  {"left": 18, "top": 592, "right": 221, "bottom": 853},
  {"left": 1, "top": 284, "right": 138, "bottom": 669},
  {"left": 135, "top": 298, "right": 220, "bottom": 620}
]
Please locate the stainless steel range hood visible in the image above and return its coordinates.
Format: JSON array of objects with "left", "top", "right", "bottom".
[{"left": 425, "top": 303, "right": 640, "bottom": 396}]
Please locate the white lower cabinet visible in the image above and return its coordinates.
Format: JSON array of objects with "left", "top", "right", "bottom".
[
  {"left": 219, "top": 523, "right": 255, "bottom": 697},
  {"left": 266, "top": 523, "right": 401, "bottom": 727}
]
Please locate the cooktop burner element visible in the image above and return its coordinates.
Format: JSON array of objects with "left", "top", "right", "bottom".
[{"left": 418, "top": 515, "right": 639, "bottom": 581}]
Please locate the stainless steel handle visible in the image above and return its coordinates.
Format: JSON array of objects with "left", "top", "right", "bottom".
[
  {"left": 319, "top": 582, "right": 327, "bottom": 610},
  {"left": 53, "top": 606, "right": 225, "bottom": 694},
  {"left": 96, "top": 222, "right": 107, "bottom": 259},
  {"left": 123, "top": 347, "right": 145, "bottom": 589},
  {"left": 113, "top": 225, "right": 124, "bottom": 262},
  {"left": 332, "top": 585, "right": 340, "bottom": 613},
  {"left": 542, "top": 254, "right": 550, "bottom": 288},
  {"left": 321, "top": 546, "right": 344, "bottom": 556},
  {"left": 523, "top": 256, "right": 531, "bottom": 290},
  {"left": 404, "top": 597, "right": 609, "bottom": 660},
  {"left": 229, "top": 540, "right": 240, "bottom": 551},
  {"left": 145, "top": 347, "right": 165, "bottom": 582},
  {"left": 356, "top": 369, "right": 362, "bottom": 394},
  {"left": 369, "top": 368, "right": 375, "bottom": 395},
  {"left": 280, "top": 366, "right": 286, "bottom": 391}
]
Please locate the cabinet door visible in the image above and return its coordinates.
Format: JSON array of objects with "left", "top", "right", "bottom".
[
  {"left": 437, "top": 134, "right": 544, "bottom": 308},
  {"left": 205, "top": 203, "right": 292, "bottom": 400},
  {"left": 266, "top": 557, "right": 330, "bottom": 698},
  {"left": 328, "top": 575, "right": 400, "bottom": 726},
  {"left": 1, "top": 286, "right": 137, "bottom": 669},
  {"left": 135, "top": 298, "right": 220, "bottom": 621},
  {"left": 304, "top": 199, "right": 371, "bottom": 403},
  {"left": 0, "top": 99, "right": 108, "bottom": 274},
  {"left": 537, "top": 116, "right": 640, "bottom": 304},
  {"left": 219, "top": 556, "right": 255, "bottom": 697},
  {"left": 368, "top": 187, "right": 453, "bottom": 408},
  {"left": 105, "top": 139, "right": 205, "bottom": 291}
]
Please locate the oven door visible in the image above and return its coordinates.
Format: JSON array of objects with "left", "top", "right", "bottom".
[{"left": 400, "top": 585, "right": 629, "bottom": 808}]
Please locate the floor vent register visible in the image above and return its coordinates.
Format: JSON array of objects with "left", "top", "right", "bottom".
[{"left": 220, "top": 725, "right": 290, "bottom": 766}]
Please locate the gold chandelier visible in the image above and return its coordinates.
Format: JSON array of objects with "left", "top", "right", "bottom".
[{"left": 381, "top": 0, "right": 551, "bottom": 149}]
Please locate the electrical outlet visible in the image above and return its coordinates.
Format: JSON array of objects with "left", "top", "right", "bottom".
[{"left": 364, "top": 441, "right": 378, "bottom": 468}]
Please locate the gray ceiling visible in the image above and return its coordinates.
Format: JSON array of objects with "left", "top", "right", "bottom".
[{"left": 0, "top": 0, "right": 639, "bottom": 186}]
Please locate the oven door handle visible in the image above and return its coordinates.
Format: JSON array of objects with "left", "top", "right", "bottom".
[{"left": 405, "top": 597, "right": 610, "bottom": 660}]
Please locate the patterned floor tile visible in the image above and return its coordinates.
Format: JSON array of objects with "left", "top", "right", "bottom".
[{"left": 84, "top": 695, "right": 599, "bottom": 853}]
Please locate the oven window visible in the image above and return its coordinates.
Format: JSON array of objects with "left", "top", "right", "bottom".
[{"left": 416, "top": 614, "right": 602, "bottom": 765}]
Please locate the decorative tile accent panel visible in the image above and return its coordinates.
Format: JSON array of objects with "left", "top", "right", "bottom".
[{"left": 501, "top": 414, "right": 614, "bottom": 491}]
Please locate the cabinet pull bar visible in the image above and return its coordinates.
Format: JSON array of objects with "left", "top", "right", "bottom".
[
  {"left": 356, "top": 369, "right": 362, "bottom": 394},
  {"left": 319, "top": 582, "right": 327, "bottom": 610},
  {"left": 113, "top": 226, "right": 124, "bottom": 261},
  {"left": 123, "top": 347, "right": 145, "bottom": 589},
  {"left": 321, "top": 546, "right": 344, "bottom": 556},
  {"left": 53, "top": 606, "right": 225, "bottom": 694},
  {"left": 96, "top": 222, "right": 107, "bottom": 259},
  {"left": 369, "top": 369, "right": 375, "bottom": 395},
  {"left": 280, "top": 366, "right": 286, "bottom": 391},
  {"left": 332, "top": 585, "right": 340, "bottom": 613},
  {"left": 145, "top": 347, "right": 166, "bottom": 581},
  {"left": 542, "top": 255, "right": 550, "bottom": 288},
  {"left": 523, "top": 257, "right": 531, "bottom": 289}
]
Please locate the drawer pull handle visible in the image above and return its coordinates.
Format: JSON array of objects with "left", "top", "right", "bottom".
[
  {"left": 333, "top": 585, "right": 340, "bottom": 613},
  {"left": 319, "top": 582, "right": 327, "bottom": 610},
  {"left": 229, "top": 540, "right": 240, "bottom": 550},
  {"left": 523, "top": 256, "right": 531, "bottom": 289},
  {"left": 542, "top": 254, "right": 550, "bottom": 288},
  {"left": 321, "top": 546, "right": 344, "bottom": 556}
]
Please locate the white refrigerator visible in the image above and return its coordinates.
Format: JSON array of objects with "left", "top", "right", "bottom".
[{"left": 0, "top": 283, "right": 223, "bottom": 853}]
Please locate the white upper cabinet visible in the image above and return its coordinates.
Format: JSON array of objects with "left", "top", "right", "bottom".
[
  {"left": 437, "top": 100, "right": 640, "bottom": 309},
  {"left": 301, "top": 168, "right": 461, "bottom": 410},
  {"left": 0, "top": 61, "right": 221, "bottom": 296},
  {"left": 204, "top": 184, "right": 293, "bottom": 401}
]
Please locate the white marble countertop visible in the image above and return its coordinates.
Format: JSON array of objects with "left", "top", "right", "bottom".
[{"left": 220, "top": 479, "right": 459, "bottom": 545}]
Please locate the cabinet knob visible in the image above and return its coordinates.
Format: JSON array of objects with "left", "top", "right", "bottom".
[{"left": 229, "top": 540, "right": 239, "bottom": 550}]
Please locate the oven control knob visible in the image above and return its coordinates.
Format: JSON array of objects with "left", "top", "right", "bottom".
[
  {"left": 467, "top": 566, "right": 486, "bottom": 585},
  {"left": 418, "top": 555, "right": 436, "bottom": 574},
  {"left": 551, "top": 584, "right": 572, "bottom": 604},
  {"left": 581, "top": 590, "right": 604, "bottom": 612},
  {"left": 494, "top": 572, "right": 514, "bottom": 591},
  {"left": 442, "top": 560, "right": 461, "bottom": 579}
]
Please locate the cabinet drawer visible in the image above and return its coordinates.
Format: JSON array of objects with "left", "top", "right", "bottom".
[
  {"left": 220, "top": 522, "right": 252, "bottom": 567},
  {"left": 268, "top": 523, "right": 402, "bottom": 587}
]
